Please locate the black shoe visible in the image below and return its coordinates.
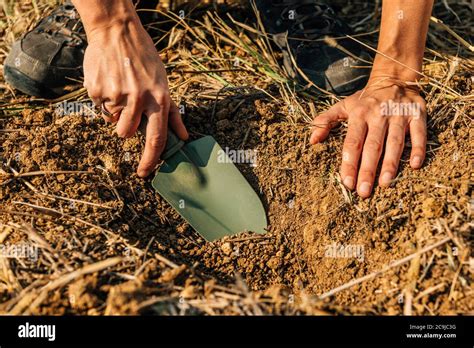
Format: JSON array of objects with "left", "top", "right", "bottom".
[
  {"left": 4, "top": 1, "right": 86, "bottom": 98},
  {"left": 254, "top": 0, "right": 372, "bottom": 95},
  {"left": 4, "top": 1, "right": 161, "bottom": 99}
]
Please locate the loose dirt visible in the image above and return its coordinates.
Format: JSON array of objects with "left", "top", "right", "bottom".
[
  {"left": 0, "top": 82, "right": 471, "bottom": 315},
  {"left": 0, "top": 0, "right": 472, "bottom": 315}
]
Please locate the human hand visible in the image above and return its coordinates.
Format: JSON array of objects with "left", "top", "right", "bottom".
[
  {"left": 310, "top": 78, "right": 426, "bottom": 198},
  {"left": 83, "top": 16, "right": 188, "bottom": 177}
]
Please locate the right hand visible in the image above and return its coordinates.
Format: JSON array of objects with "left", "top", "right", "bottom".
[{"left": 83, "top": 17, "right": 188, "bottom": 177}]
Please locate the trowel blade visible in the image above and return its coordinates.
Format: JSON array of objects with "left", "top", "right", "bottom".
[{"left": 152, "top": 136, "right": 267, "bottom": 242}]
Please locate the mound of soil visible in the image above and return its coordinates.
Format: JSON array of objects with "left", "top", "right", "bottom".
[{"left": 0, "top": 82, "right": 471, "bottom": 315}]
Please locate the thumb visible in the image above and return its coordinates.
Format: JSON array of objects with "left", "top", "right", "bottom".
[{"left": 310, "top": 102, "right": 346, "bottom": 144}]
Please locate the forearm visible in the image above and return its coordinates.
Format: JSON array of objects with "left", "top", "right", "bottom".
[
  {"left": 371, "top": 0, "right": 434, "bottom": 82},
  {"left": 71, "top": 0, "right": 141, "bottom": 37}
]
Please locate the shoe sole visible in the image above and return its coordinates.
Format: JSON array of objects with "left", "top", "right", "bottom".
[
  {"left": 326, "top": 73, "right": 369, "bottom": 96},
  {"left": 4, "top": 65, "right": 60, "bottom": 99}
]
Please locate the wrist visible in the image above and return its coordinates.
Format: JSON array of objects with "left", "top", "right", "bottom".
[
  {"left": 71, "top": 0, "right": 141, "bottom": 38},
  {"left": 365, "top": 72, "right": 422, "bottom": 95},
  {"left": 370, "top": 53, "right": 423, "bottom": 83},
  {"left": 86, "top": 16, "right": 145, "bottom": 45}
]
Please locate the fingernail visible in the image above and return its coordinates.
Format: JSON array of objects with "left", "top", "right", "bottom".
[
  {"left": 342, "top": 152, "right": 350, "bottom": 162},
  {"left": 380, "top": 172, "right": 392, "bottom": 185},
  {"left": 359, "top": 182, "right": 371, "bottom": 196},
  {"left": 137, "top": 169, "right": 149, "bottom": 178},
  {"left": 412, "top": 156, "right": 423, "bottom": 168},
  {"left": 343, "top": 176, "right": 355, "bottom": 189}
]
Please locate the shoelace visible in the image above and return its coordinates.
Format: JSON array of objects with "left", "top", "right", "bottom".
[{"left": 38, "top": 5, "right": 86, "bottom": 46}]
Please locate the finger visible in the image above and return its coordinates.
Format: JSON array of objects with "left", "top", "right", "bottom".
[
  {"left": 356, "top": 123, "right": 388, "bottom": 198},
  {"left": 409, "top": 116, "right": 427, "bottom": 169},
  {"left": 116, "top": 97, "right": 143, "bottom": 138},
  {"left": 340, "top": 118, "right": 367, "bottom": 191},
  {"left": 138, "top": 102, "right": 169, "bottom": 178},
  {"left": 101, "top": 101, "right": 124, "bottom": 123},
  {"left": 85, "top": 86, "right": 102, "bottom": 108},
  {"left": 310, "top": 103, "right": 345, "bottom": 144},
  {"left": 379, "top": 122, "right": 406, "bottom": 187},
  {"left": 168, "top": 101, "right": 189, "bottom": 141},
  {"left": 102, "top": 112, "right": 121, "bottom": 123}
]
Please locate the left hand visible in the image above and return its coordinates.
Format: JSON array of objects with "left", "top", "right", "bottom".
[{"left": 310, "top": 78, "right": 427, "bottom": 198}]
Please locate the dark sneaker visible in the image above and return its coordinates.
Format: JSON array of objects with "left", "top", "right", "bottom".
[
  {"left": 4, "top": 1, "right": 160, "bottom": 99},
  {"left": 4, "top": 1, "right": 86, "bottom": 98},
  {"left": 254, "top": 0, "right": 372, "bottom": 95}
]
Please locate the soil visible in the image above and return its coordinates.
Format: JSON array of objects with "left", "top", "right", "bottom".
[
  {"left": 0, "top": 1, "right": 472, "bottom": 316},
  {"left": 0, "top": 81, "right": 472, "bottom": 315}
]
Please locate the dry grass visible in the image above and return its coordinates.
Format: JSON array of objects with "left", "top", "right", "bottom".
[{"left": 0, "top": 0, "right": 472, "bottom": 315}]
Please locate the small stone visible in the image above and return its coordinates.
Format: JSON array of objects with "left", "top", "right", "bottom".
[
  {"left": 100, "top": 154, "right": 120, "bottom": 175},
  {"left": 51, "top": 145, "right": 61, "bottom": 153},
  {"left": 267, "top": 257, "right": 280, "bottom": 270},
  {"left": 221, "top": 242, "right": 233, "bottom": 255}
]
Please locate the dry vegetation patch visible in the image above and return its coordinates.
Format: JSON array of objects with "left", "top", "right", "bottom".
[{"left": 0, "top": 0, "right": 472, "bottom": 315}]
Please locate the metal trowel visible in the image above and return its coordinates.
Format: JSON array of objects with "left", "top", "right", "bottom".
[{"left": 146, "top": 126, "right": 267, "bottom": 242}]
